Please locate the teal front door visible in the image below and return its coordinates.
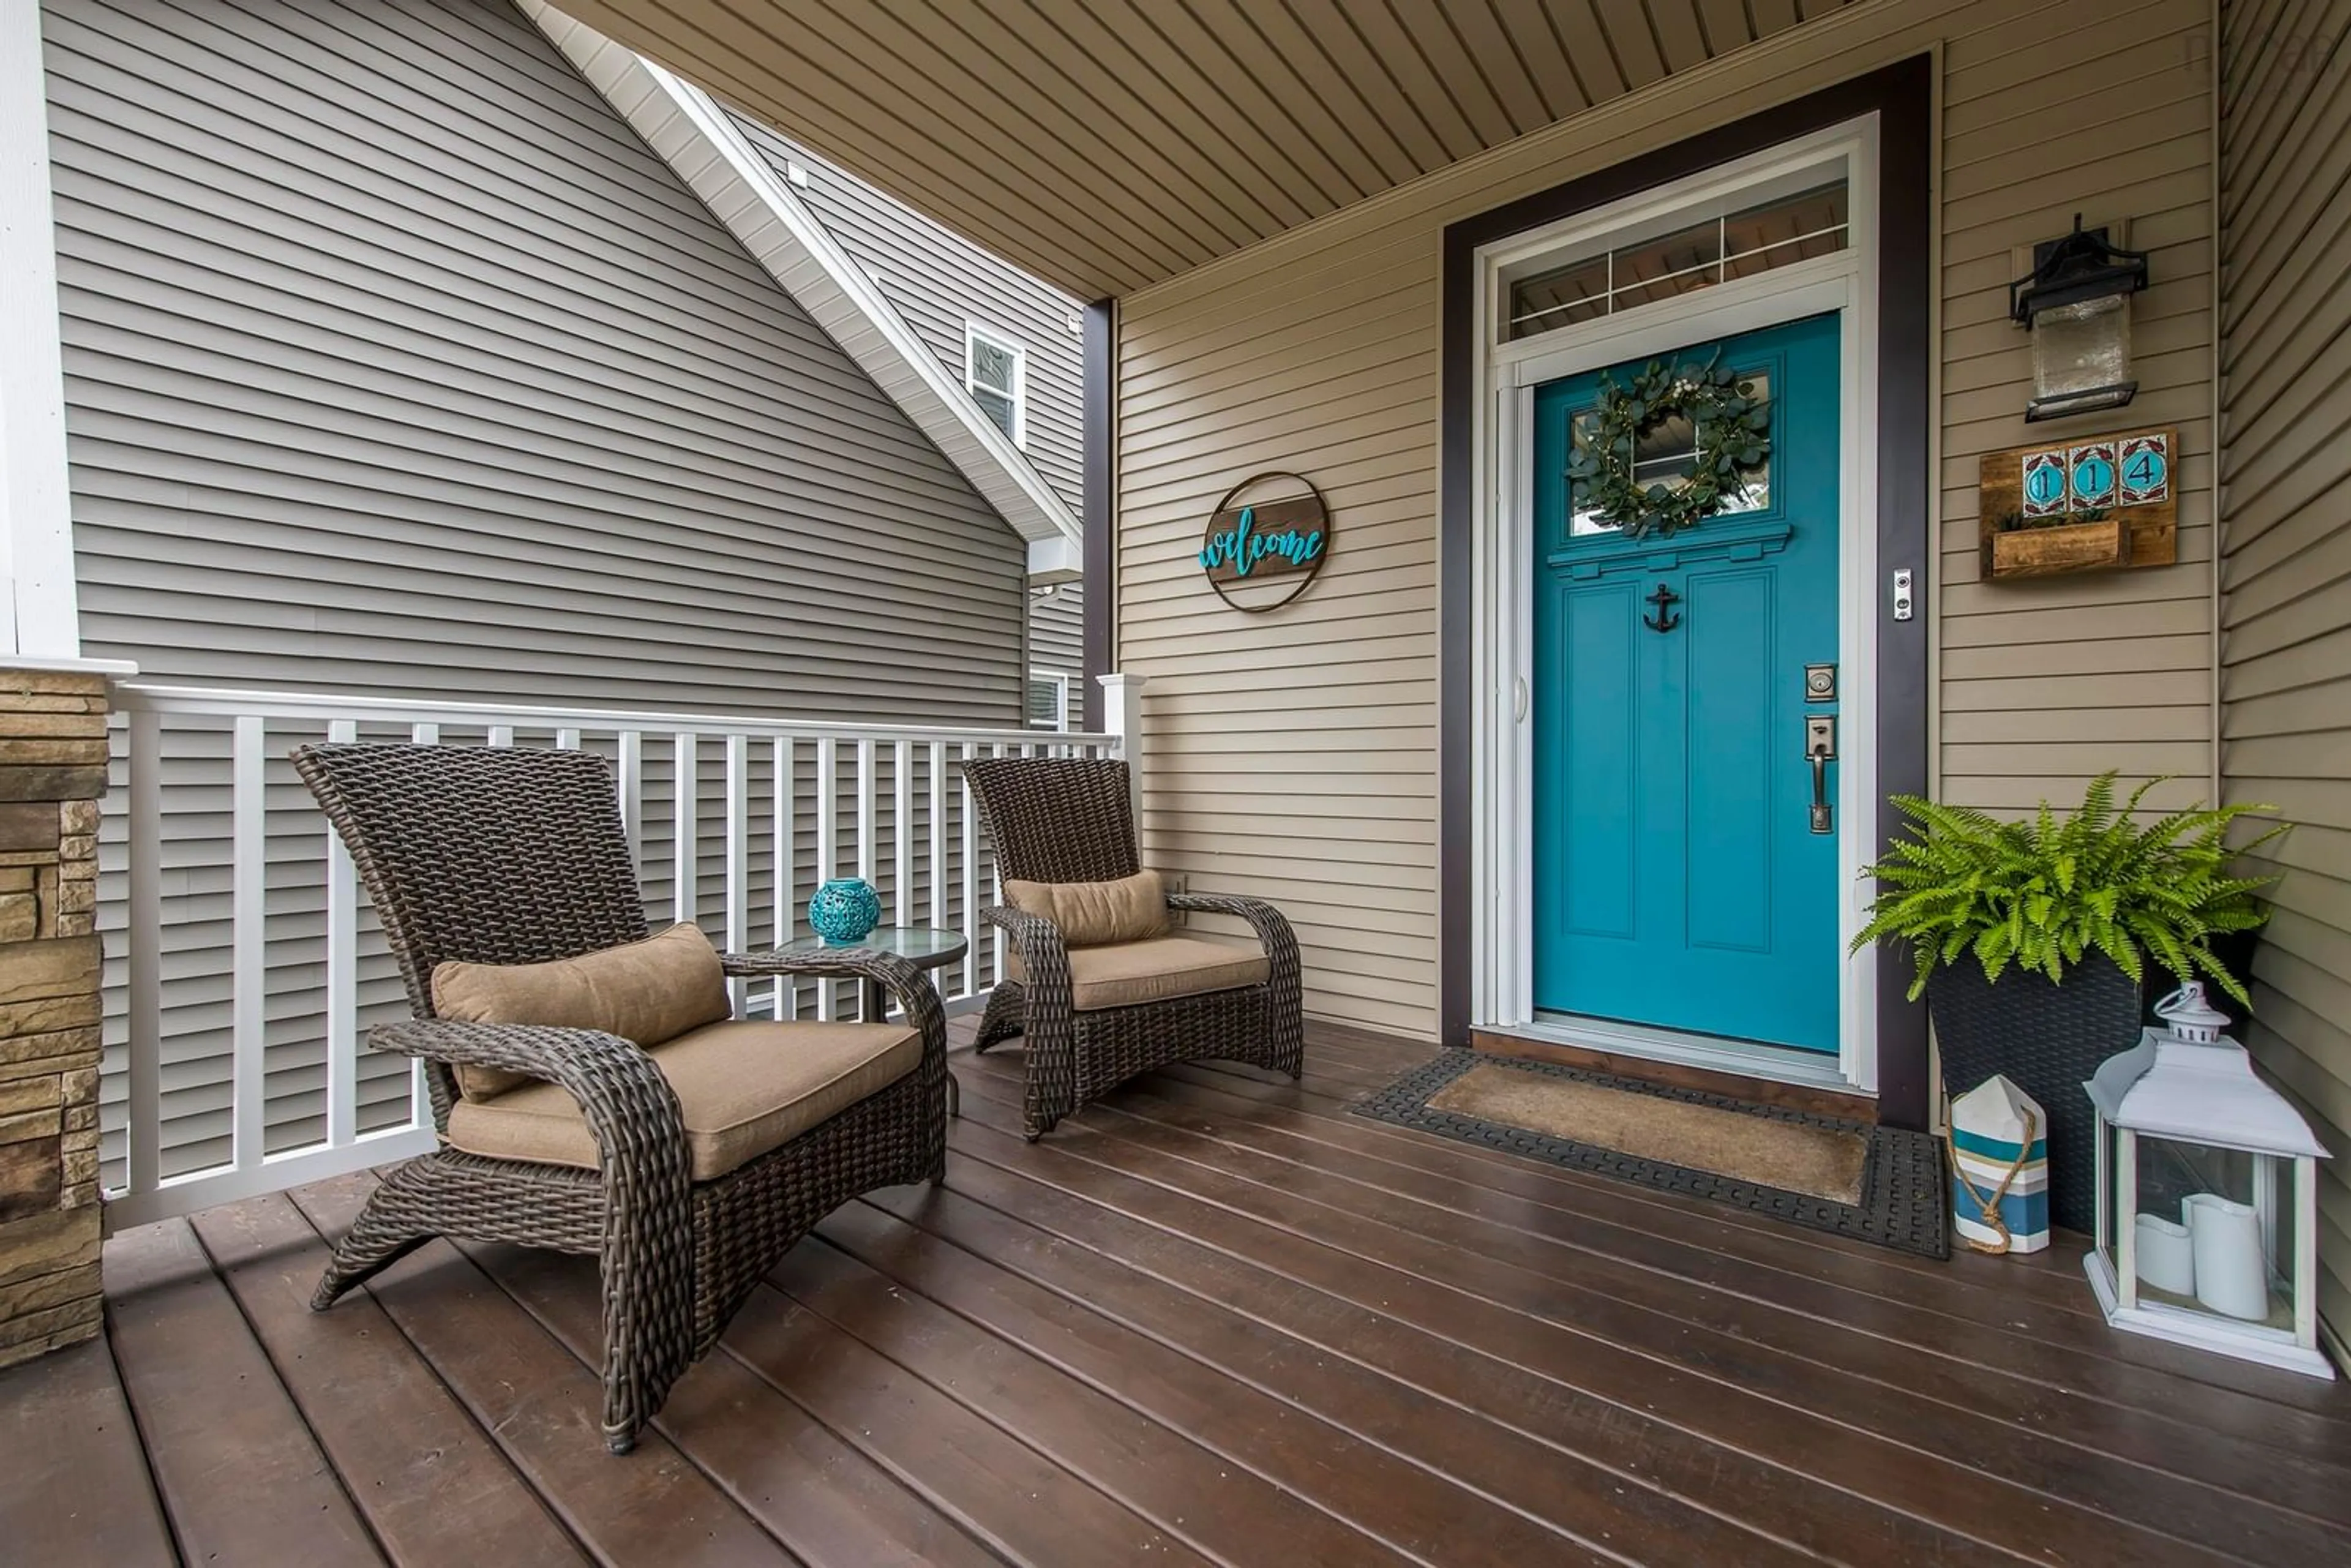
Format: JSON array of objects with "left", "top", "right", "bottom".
[{"left": 1531, "top": 312, "right": 1842, "bottom": 1052}]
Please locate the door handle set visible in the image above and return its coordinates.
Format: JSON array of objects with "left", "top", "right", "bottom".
[{"left": 1804, "top": 713, "right": 1835, "bottom": 835}]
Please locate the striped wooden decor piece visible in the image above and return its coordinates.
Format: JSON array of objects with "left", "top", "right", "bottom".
[{"left": 1949, "top": 1075, "right": 2051, "bottom": 1255}]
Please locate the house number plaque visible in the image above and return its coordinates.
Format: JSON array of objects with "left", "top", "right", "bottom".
[{"left": 1977, "top": 425, "right": 2178, "bottom": 581}]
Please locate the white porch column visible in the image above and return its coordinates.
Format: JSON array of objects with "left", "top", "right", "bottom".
[
  {"left": 0, "top": 0, "right": 77, "bottom": 659},
  {"left": 1097, "top": 671, "right": 1146, "bottom": 824}
]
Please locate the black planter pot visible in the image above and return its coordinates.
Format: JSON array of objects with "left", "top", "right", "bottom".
[{"left": 1927, "top": 955, "right": 2144, "bottom": 1235}]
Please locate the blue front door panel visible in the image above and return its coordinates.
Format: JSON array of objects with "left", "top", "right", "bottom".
[{"left": 1532, "top": 312, "right": 1842, "bottom": 1052}]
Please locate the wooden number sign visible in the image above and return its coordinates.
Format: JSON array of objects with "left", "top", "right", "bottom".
[{"left": 1978, "top": 426, "right": 2177, "bottom": 581}]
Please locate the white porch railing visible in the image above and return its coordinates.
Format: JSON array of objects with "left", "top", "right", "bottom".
[{"left": 99, "top": 680, "right": 1133, "bottom": 1229}]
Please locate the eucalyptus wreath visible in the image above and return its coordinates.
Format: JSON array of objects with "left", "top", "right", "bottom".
[{"left": 1565, "top": 351, "right": 1771, "bottom": 539}]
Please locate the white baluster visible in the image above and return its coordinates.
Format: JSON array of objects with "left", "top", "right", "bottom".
[
  {"left": 928, "top": 740, "right": 946, "bottom": 953},
  {"left": 672, "top": 732, "right": 697, "bottom": 928},
  {"left": 989, "top": 742, "right": 1006, "bottom": 981},
  {"left": 774, "top": 737, "right": 793, "bottom": 1020},
  {"left": 618, "top": 730, "right": 643, "bottom": 860},
  {"left": 893, "top": 740, "right": 911, "bottom": 929},
  {"left": 724, "top": 732, "right": 748, "bottom": 1013},
  {"left": 231, "top": 713, "right": 266, "bottom": 1172},
  {"left": 855, "top": 737, "right": 876, "bottom": 885},
  {"left": 816, "top": 737, "right": 836, "bottom": 1021},
  {"left": 960, "top": 743, "right": 978, "bottom": 997},
  {"left": 126, "top": 707, "right": 163, "bottom": 1198},
  {"left": 325, "top": 718, "right": 358, "bottom": 1150}
]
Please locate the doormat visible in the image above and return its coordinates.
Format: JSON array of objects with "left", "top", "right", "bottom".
[{"left": 1353, "top": 1050, "right": 1949, "bottom": 1259}]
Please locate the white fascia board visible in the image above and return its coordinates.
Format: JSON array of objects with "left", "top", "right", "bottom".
[{"left": 520, "top": 3, "right": 1082, "bottom": 570}]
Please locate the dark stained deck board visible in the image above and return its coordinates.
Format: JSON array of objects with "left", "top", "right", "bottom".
[
  {"left": 793, "top": 1206, "right": 1733, "bottom": 1566},
  {"left": 1172, "top": 1040, "right": 2351, "bottom": 1415},
  {"left": 1095, "top": 1060, "right": 2351, "bottom": 1509},
  {"left": 102, "top": 1217, "right": 384, "bottom": 1566},
  {"left": 282, "top": 1174, "right": 793, "bottom": 1567},
  {"left": 10, "top": 1022, "right": 2348, "bottom": 1568},
  {"left": 455, "top": 1237, "right": 1008, "bottom": 1568},
  {"left": 948, "top": 1062, "right": 2268, "bottom": 1565},
  {"left": 183, "top": 1192, "right": 590, "bottom": 1567},
  {"left": 842, "top": 1167, "right": 1981, "bottom": 1566},
  {"left": 0, "top": 1337, "right": 174, "bottom": 1566},
  {"left": 469, "top": 1234, "right": 1217, "bottom": 1566},
  {"left": 911, "top": 1104, "right": 2040, "bottom": 1565}
]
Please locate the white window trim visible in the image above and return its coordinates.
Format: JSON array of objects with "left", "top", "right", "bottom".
[
  {"left": 965, "top": 321, "right": 1028, "bottom": 448},
  {"left": 1027, "top": 668, "right": 1072, "bottom": 731}
]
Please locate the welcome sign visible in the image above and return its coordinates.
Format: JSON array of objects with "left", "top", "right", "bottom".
[{"left": 1199, "top": 472, "right": 1332, "bottom": 612}]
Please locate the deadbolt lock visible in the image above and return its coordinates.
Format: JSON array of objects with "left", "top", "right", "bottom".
[{"left": 1804, "top": 663, "right": 1837, "bottom": 702}]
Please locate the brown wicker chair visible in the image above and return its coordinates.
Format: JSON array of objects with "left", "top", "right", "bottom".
[
  {"left": 291, "top": 743, "right": 947, "bottom": 1455},
  {"left": 964, "top": 756, "right": 1302, "bottom": 1139}
]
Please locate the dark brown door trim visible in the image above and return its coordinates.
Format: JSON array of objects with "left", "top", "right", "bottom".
[
  {"left": 1438, "top": 56, "right": 1935, "bottom": 1130},
  {"left": 1081, "top": 296, "right": 1117, "bottom": 733}
]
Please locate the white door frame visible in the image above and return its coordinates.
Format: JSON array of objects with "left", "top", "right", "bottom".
[{"left": 1468, "top": 116, "right": 1883, "bottom": 1093}]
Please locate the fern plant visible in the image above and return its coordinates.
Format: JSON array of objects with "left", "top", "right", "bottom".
[{"left": 1851, "top": 773, "right": 2282, "bottom": 1008}]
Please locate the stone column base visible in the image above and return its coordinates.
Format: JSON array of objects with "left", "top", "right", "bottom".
[{"left": 0, "top": 670, "right": 107, "bottom": 1370}]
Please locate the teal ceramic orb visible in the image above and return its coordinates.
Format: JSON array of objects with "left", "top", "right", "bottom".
[{"left": 808, "top": 877, "right": 881, "bottom": 945}]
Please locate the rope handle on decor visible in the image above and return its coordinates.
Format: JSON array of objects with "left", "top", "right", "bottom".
[{"left": 1941, "top": 1103, "right": 2039, "bottom": 1256}]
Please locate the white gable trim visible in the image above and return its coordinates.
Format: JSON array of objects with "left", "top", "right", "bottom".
[{"left": 520, "top": 3, "right": 1082, "bottom": 569}]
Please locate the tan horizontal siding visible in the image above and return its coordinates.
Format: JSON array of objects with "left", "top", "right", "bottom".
[
  {"left": 2216, "top": 0, "right": 2351, "bottom": 1348},
  {"left": 1118, "top": 0, "right": 2218, "bottom": 1041}
]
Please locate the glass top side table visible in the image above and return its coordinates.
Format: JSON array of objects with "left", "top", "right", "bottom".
[{"left": 772, "top": 928, "right": 970, "bottom": 1113}]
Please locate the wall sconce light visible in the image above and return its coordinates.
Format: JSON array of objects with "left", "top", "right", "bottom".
[{"left": 2011, "top": 214, "right": 2150, "bottom": 422}]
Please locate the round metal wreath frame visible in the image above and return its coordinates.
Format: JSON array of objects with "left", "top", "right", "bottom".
[{"left": 1199, "top": 470, "right": 1333, "bottom": 613}]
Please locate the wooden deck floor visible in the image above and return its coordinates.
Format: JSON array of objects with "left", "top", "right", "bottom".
[{"left": 9, "top": 1023, "right": 2351, "bottom": 1566}]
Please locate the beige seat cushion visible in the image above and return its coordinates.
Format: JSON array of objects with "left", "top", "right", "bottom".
[
  {"left": 444, "top": 1019, "right": 922, "bottom": 1183},
  {"left": 1003, "top": 871, "right": 1168, "bottom": 947},
  {"left": 432, "top": 922, "right": 730, "bottom": 1100},
  {"left": 1011, "top": 934, "right": 1270, "bottom": 1011}
]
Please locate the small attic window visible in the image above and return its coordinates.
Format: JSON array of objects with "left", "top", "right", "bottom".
[{"left": 966, "top": 324, "right": 1026, "bottom": 445}]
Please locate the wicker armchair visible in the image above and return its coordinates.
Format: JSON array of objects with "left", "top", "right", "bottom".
[
  {"left": 964, "top": 757, "right": 1302, "bottom": 1139},
  {"left": 291, "top": 743, "right": 947, "bottom": 1454}
]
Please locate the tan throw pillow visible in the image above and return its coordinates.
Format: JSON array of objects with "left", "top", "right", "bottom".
[
  {"left": 1003, "top": 870, "right": 1169, "bottom": 948},
  {"left": 431, "top": 922, "right": 732, "bottom": 1100}
]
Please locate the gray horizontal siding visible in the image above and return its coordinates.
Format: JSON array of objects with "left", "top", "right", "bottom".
[
  {"left": 722, "top": 109, "right": 1089, "bottom": 717},
  {"left": 730, "top": 114, "right": 1086, "bottom": 520},
  {"left": 1030, "top": 582, "right": 1084, "bottom": 679},
  {"left": 47, "top": 0, "right": 1027, "bottom": 1179},
  {"left": 47, "top": 0, "right": 1026, "bottom": 716}
]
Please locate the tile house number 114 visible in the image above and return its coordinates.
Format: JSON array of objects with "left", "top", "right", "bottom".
[
  {"left": 1198, "top": 471, "right": 1333, "bottom": 612},
  {"left": 1978, "top": 425, "right": 2177, "bottom": 582}
]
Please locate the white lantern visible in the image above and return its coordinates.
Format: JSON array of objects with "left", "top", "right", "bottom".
[{"left": 2083, "top": 983, "right": 2334, "bottom": 1378}]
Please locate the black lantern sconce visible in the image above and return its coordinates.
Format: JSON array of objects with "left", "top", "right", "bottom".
[{"left": 2010, "top": 214, "right": 2151, "bottom": 422}]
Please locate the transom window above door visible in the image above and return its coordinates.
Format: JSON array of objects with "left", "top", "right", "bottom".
[
  {"left": 965, "top": 323, "right": 1026, "bottom": 445},
  {"left": 1506, "top": 178, "right": 1849, "bottom": 342}
]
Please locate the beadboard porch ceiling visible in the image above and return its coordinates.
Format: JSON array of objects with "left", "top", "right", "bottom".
[{"left": 548, "top": 0, "right": 1856, "bottom": 299}]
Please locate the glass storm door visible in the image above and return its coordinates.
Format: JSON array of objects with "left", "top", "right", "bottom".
[{"left": 1531, "top": 312, "right": 1842, "bottom": 1052}]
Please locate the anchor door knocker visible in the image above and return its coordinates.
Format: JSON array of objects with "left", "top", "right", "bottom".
[{"left": 1643, "top": 582, "right": 1682, "bottom": 633}]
